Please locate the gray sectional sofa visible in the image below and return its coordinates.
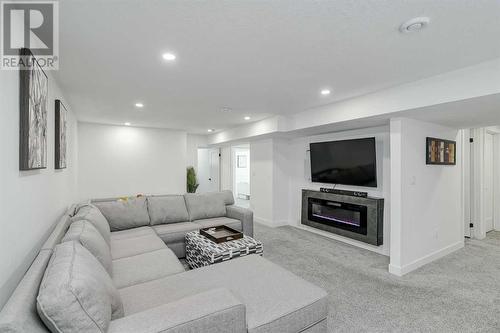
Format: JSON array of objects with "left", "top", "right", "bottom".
[{"left": 0, "top": 191, "right": 328, "bottom": 333}]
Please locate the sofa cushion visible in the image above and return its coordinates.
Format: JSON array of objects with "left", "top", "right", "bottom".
[
  {"left": 94, "top": 197, "right": 150, "bottom": 231},
  {"left": 108, "top": 288, "right": 246, "bottom": 333},
  {"left": 111, "top": 229, "right": 167, "bottom": 260},
  {"left": 147, "top": 195, "right": 189, "bottom": 225},
  {"left": 72, "top": 204, "right": 111, "bottom": 246},
  {"left": 37, "top": 241, "right": 124, "bottom": 333},
  {"left": 62, "top": 220, "right": 112, "bottom": 275},
  {"left": 110, "top": 226, "right": 156, "bottom": 240},
  {"left": 112, "top": 248, "right": 185, "bottom": 289},
  {"left": 118, "top": 255, "right": 327, "bottom": 333},
  {"left": 216, "top": 190, "right": 236, "bottom": 206},
  {"left": 184, "top": 192, "right": 227, "bottom": 221},
  {"left": 152, "top": 222, "right": 200, "bottom": 244},
  {"left": 194, "top": 217, "right": 242, "bottom": 232},
  {"left": 166, "top": 242, "right": 188, "bottom": 259}
]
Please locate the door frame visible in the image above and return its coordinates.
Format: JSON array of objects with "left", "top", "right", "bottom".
[
  {"left": 470, "top": 128, "right": 500, "bottom": 239},
  {"left": 461, "top": 129, "right": 471, "bottom": 238}
]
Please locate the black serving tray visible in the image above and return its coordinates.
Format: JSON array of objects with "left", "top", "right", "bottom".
[{"left": 199, "top": 225, "right": 243, "bottom": 243}]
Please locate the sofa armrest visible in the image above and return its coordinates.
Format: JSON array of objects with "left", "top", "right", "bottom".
[
  {"left": 108, "top": 288, "right": 246, "bottom": 333},
  {"left": 226, "top": 205, "right": 254, "bottom": 237}
]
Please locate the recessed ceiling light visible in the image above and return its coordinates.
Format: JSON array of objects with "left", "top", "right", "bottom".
[
  {"left": 320, "top": 89, "right": 331, "bottom": 95},
  {"left": 162, "top": 52, "right": 176, "bottom": 61},
  {"left": 124, "top": 122, "right": 131, "bottom": 126},
  {"left": 221, "top": 107, "right": 232, "bottom": 112},
  {"left": 207, "top": 129, "right": 214, "bottom": 132},
  {"left": 399, "top": 17, "right": 430, "bottom": 33},
  {"left": 244, "top": 116, "right": 251, "bottom": 120},
  {"left": 134, "top": 102, "right": 144, "bottom": 108}
]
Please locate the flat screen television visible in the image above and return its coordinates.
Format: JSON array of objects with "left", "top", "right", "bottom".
[{"left": 310, "top": 137, "right": 377, "bottom": 187}]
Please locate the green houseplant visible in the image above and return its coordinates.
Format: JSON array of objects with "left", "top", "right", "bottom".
[{"left": 186, "top": 166, "right": 199, "bottom": 193}]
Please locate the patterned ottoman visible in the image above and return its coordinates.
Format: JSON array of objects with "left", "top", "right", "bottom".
[{"left": 185, "top": 230, "right": 263, "bottom": 269}]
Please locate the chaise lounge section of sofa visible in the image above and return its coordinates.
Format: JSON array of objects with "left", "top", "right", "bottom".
[{"left": 0, "top": 191, "right": 328, "bottom": 333}]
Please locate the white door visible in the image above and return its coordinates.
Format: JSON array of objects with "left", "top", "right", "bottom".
[
  {"left": 209, "top": 149, "right": 220, "bottom": 192},
  {"left": 197, "top": 148, "right": 220, "bottom": 193},
  {"left": 484, "top": 133, "right": 494, "bottom": 232}
]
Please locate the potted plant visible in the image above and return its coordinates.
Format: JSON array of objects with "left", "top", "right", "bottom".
[{"left": 186, "top": 166, "right": 199, "bottom": 193}]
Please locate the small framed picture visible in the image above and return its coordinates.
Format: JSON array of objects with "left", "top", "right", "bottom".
[
  {"left": 426, "top": 137, "right": 456, "bottom": 165},
  {"left": 237, "top": 155, "right": 247, "bottom": 168}
]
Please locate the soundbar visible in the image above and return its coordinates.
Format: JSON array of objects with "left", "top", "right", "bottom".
[{"left": 319, "top": 188, "right": 368, "bottom": 198}]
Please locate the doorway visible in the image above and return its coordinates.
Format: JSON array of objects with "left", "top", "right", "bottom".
[
  {"left": 469, "top": 127, "right": 500, "bottom": 238},
  {"left": 484, "top": 132, "right": 494, "bottom": 232},
  {"left": 197, "top": 148, "right": 220, "bottom": 193},
  {"left": 232, "top": 145, "right": 250, "bottom": 208}
]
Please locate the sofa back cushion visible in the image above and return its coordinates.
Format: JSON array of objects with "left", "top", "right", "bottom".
[
  {"left": 37, "top": 241, "right": 123, "bottom": 333},
  {"left": 184, "top": 192, "right": 227, "bottom": 221},
  {"left": 72, "top": 204, "right": 111, "bottom": 246},
  {"left": 217, "top": 190, "right": 235, "bottom": 206},
  {"left": 147, "top": 195, "right": 189, "bottom": 225},
  {"left": 62, "top": 220, "right": 112, "bottom": 275},
  {"left": 94, "top": 197, "right": 150, "bottom": 231}
]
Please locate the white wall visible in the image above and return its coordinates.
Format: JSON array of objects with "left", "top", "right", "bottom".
[
  {"left": 0, "top": 70, "right": 78, "bottom": 307},
  {"left": 273, "top": 138, "right": 292, "bottom": 226},
  {"left": 250, "top": 139, "right": 276, "bottom": 224},
  {"left": 78, "top": 123, "right": 186, "bottom": 199},
  {"left": 186, "top": 134, "right": 208, "bottom": 170},
  {"left": 287, "top": 126, "right": 391, "bottom": 255},
  {"left": 389, "top": 118, "right": 463, "bottom": 276}
]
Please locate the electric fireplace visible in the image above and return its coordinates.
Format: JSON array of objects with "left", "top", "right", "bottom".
[
  {"left": 308, "top": 198, "right": 367, "bottom": 235},
  {"left": 301, "top": 189, "right": 384, "bottom": 246}
]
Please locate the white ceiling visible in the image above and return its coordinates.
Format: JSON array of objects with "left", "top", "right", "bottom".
[{"left": 55, "top": 0, "right": 500, "bottom": 133}]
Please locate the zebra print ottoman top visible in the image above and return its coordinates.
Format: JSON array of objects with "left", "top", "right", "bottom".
[{"left": 185, "top": 230, "right": 263, "bottom": 269}]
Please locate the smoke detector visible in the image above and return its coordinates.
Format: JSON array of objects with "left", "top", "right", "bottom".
[{"left": 399, "top": 17, "right": 430, "bottom": 33}]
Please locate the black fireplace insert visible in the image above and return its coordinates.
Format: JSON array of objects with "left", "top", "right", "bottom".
[{"left": 308, "top": 197, "right": 368, "bottom": 235}]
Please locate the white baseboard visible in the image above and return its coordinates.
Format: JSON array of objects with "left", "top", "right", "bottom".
[
  {"left": 389, "top": 241, "right": 464, "bottom": 276},
  {"left": 295, "top": 224, "right": 389, "bottom": 256},
  {"left": 254, "top": 217, "right": 288, "bottom": 227},
  {"left": 388, "top": 264, "right": 403, "bottom": 276}
]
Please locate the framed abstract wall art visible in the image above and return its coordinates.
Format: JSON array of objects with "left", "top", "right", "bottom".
[
  {"left": 55, "top": 99, "right": 68, "bottom": 169},
  {"left": 426, "top": 137, "right": 456, "bottom": 165},
  {"left": 19, "top": 48, "right": 49, "bottom": 170}
]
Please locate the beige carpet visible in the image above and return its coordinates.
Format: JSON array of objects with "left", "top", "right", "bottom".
[{"left": 255, "top": 223, "right": 500, "bottom": 333}]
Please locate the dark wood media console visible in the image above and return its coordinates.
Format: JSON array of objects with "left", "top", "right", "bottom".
[{"left": 301, "top": 189, "right": 384, "bottom": 246}]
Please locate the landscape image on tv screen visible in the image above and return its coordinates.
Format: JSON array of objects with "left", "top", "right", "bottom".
[{"left": 310, "top": 137, "right": 377, "bottom": 187}]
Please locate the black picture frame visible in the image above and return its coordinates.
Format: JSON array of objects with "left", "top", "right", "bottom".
[
  {"left": 19, "top": 48, "right": 49, "bottom": 170},
  {"left": 426, "top": 137, "right": 456, "bottom": 165},
  {"left": 55, "top": 99, "right": 68, "bottom": 169}
]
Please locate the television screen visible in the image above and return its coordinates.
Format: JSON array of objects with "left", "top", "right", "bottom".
[{"left": 310, "top": 137, "right": 377, "bottom": 187}]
